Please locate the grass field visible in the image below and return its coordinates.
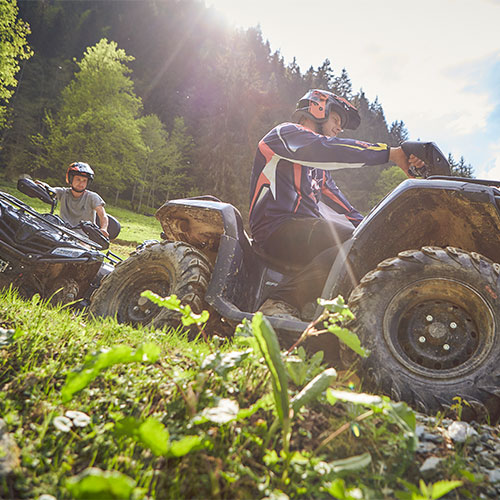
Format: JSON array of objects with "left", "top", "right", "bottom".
[
  {"left": 0, "top": 289, "right": 478, "bottom": 499},
  {"left": 0, "top": 175, "right": 488, "bottom": 499}
]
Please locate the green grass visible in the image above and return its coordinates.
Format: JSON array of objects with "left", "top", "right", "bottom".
[{"left": 0, "top": 289, "right": 480, "bottom": 500}]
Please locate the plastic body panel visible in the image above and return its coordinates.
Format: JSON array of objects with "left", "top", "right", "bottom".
[{"left": 157, "top": 177, "right": 500, "bottom": 334}]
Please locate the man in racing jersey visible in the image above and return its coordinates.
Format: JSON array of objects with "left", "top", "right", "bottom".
[{"left": 250, "top": 89, "right": 423, "bottom": 319}]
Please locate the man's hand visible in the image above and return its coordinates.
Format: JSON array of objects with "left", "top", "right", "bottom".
[
  {"left": 389, "top": 147, "right": 426, "bottom": 177},
  {"left": 34, "top": 179, "right": 50, "bottom": 189},
  {"left": 95, "top": 204, "right": 110, "bottom": 239}
]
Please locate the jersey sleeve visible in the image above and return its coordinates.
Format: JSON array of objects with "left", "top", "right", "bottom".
[
  {"left": 267, "top": 123, "right": 390, "bottom": 171},
  {"left": 320, "top": 171, "right": 363, "bottom": 226}
]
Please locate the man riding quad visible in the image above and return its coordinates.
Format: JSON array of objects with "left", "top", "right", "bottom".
[
  {"left": 89, "top": 89, "right": 500, "bottom": 423},
  {"left": 37, "top": 162, "right": 110, "bottom": 238},
  {"left": 251, "top": 89, "right": 425, "bottom": 320}
]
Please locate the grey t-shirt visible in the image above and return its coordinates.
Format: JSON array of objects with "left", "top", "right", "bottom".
[{"left": 53, "top": 187, "right": 105, "bottom": 227}]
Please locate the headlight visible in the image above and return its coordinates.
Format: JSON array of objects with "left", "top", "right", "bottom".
[{"left": 51, "top": 247, "right": 86, "bottom": 258}]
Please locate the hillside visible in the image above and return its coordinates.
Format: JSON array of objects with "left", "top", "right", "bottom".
[{"left": 0, "top": 289, "right": 498, "bottom": 499}]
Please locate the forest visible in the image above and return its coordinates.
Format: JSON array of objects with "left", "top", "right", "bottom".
[{"left": 0, "top": 0, "right": 474, "bottom": 219}]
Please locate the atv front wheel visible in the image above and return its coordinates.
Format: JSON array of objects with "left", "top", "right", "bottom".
[
  {"left": 89, "top": 241, "right": 211, "bottom": 330},
  {"left": 348, "top": 246, "right": 500, "bottom": 422}
]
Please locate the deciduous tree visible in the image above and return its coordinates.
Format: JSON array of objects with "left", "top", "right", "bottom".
[
  {"left": 36, "top": 39, "right": 144, "bottom": 201},
  {"left": 0, "top": 0, "right": 32, "bottom": 128}
]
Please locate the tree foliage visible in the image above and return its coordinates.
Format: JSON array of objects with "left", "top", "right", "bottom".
[
  {"left": 0, "top": 0, "right": 32, "bottom": 128},
  {"left": 136, "top": 114, "right": 194, "bottom": 210},
  {"left": 448, "top": 154, "right": 474, "bottom": 178},
  {"left": 369, "top": 165, "right": 408, "bottom": 207},
  {"left": 35, "top": 39, "right": 145, "bottom": 201},
  {"left": 0, "top": 0, "right": 475, "bottom": 215}
]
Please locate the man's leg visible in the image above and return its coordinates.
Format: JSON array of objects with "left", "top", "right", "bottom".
[
  {"left": 262, "top": 217, "right": 353, "bottom": 266},
  {"left": 269, "top": 247, "right": 338, "bottom": 311},
  {"left": 261, "top": 217, "right": 354, "bottom": 312}
]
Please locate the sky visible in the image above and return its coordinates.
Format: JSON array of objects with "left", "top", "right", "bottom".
[{"left": 205, "top": 0, "right": 500, "bottom": 179}]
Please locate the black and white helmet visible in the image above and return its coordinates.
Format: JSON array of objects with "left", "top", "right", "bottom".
[{"left": 292, "top": 89, "right": 360, "bottom": 130}]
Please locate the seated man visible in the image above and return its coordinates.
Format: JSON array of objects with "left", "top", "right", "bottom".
[
  {"left": 51, "top": 162, "right": 109, "bottom": 238},
  {"left": 249, "top": 89, "right": 424, "bottom": 319}
]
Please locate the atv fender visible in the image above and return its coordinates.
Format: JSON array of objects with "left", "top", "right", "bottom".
[
  {"left": 155, "top": 198, "right": 309, "bottom": 335},
  {"left": 323, "top": 177, "right": 500, "bottom": 302}
]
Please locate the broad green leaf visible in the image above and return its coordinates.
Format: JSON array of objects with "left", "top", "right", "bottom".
[
  {"left": 115, "top": 416, "right": 170, "bottom": 456},
  {"left": 323, "top": 478, "right": 347, "bottom": 499},
  {"left": 266, "top": 488, "right": 290, "bottom": 500},
  {"left": 61, "top": 343, "right": 160, "bottom": 402},
  {"left": 394, "top": 492, "right": 413, "bottom": 500},
  {"left": 390, "top": 401, "right": 416, "bottom": 432},
  {"left": 419, "top": 479, "right": 429, "bottom": 498},
  {"left": 430, "top": 480, "right": 463, "bottom": 499},
  {"left": 168, "top": 435, "right": 205, "bottom": 457},
  {"left": 396, "top": 478, "right": 420, "bottom": 496},
  {"left": 138, "top": 417, "right": 170, "bottom": 456},
  {"left": 458, "top": 469, "right": 477, "bottom": 482},
  {"left": 181, "top": 307, "right": 210, "bottom": 327},
  {"left": 236, "top": 393, "right": 274, "bottom": 421},
  {"left": 66, "top": 467, "right": 136, "bottom": 500},
  {"left": 142, "top": 291, "right": 181, "bottom": 309},
  {"left": 141, "top": 291, "right": 209, "bottom": 326},
  {"left": 326, "top": 325, "right": 369, "bottom": 358},
  {"left": 291, "top": 368, "right": 337, "bottom": 412},
  {"left": 201, "top": 349, "right": 252, "bottom": 377},
  {"left": 386, "top": 401, "right": 417, "bottom": 452},
  {"left": 326, "top": 389, "right": 382, "bottom": 407},
  {"left": 330, "top": 452, "right": 371, "bottom": 473},
  {"left": 114, "top": 416, "right": 141, "bottom": 437},
  {"left": 251, "top": 313, "right": 290, "bottom": 424},
  {"left": 318, "top": 296, "right": 354, "bottom": 320},
  {"left": 285, "top": 356, "right": 308, "bottom": 386},
  {"left": 135, "top": 342, "right": 161, "bottom": 363},
  {"left": 263, "top": 449, "right": 280, "bottom": 466}
]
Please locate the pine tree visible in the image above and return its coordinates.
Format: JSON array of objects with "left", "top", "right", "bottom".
[
  {"left": 448, "top": 154, "right": 474, "bottom": 178},
  {"left": 389, "top": 120, "right": 409, "bottom": 146},
  {"left": 332, "top": 68, "right": 353, "bottom": 98}
]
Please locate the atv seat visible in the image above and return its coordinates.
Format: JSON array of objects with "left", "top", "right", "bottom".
[
  {"left": 96, "top": 214, "right": 121, "bottom": 240},
  {"left": 252, "top": 243, "right": 302, "bottom": 275}
]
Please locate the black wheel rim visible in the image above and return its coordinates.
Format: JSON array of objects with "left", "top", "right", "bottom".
[
  {"left": 115, "top": 269, "right": 172, "bottom": 326},
  {"left": 383, "top": 278, "right": 495, "bottom": 379}
]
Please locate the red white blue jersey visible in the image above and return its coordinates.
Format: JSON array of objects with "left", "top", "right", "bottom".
[{"left": 249, "top": 122, "right": 390, "bottom": 243}]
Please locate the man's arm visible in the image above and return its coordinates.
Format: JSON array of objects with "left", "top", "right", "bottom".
[
  {"left": 95, "top": 205, "right": 109, "bottom": 238},
  {"left": 389, "top": 148, "right": 425, "bottom": 176},
  {"left": 270, "top": 124, "right": 424, "bottom": 176},
  {"left": 320, "top": 171, "right": 363, "bottom": 226}
]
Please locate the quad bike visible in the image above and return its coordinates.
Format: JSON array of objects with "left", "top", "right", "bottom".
[
  {"left": 90, "top": 142, "right": 500, "bottom": 422},
  {"left": 0, "top": 178, "right": 121, "bottom": 308}
]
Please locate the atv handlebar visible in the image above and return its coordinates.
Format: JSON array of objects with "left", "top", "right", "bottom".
[
  {"left": 79, "top": 221, "right": 110, "bottom": 250},
  {"left": 17, "top": 178, "right": 57, "bottom": 210},
  {"left": 400, "top": 141, "right": 451, "bottom": 178},
  {"left": 17, "top": 177, "right": 110, "bottom": 250}
]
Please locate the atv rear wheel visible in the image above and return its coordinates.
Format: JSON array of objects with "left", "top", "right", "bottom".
[
  {"left": 348, "top": 246, "right": 500, "bottom": 422},
  {"left": 89, "top": 241, "right": 211, "bottom": 330}
]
